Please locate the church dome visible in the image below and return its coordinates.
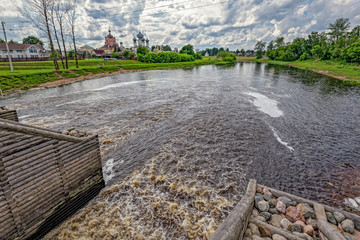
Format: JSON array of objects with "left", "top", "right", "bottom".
[
  {"left": 137, "top": 31, "right": 144, "bottom": 39},
  {"left": 107, "top": 30, "right": 113, "bottom": 38}
]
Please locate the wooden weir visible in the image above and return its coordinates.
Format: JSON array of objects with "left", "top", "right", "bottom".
[
  {"left": 210, "top": 180, "right": 360, "bottom": 240},
  {"left": 0, "top": 110, "right": 104, "bottom": 239}
]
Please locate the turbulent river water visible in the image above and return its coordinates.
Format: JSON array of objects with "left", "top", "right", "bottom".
[{"left": 1, "top": 63, "right": 359, "bottom": 239}]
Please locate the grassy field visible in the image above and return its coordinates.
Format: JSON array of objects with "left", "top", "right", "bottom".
[
  {"left": 0, "top": 58, "right": 218, "bottom": 93},
  {"left": 1, "top": 57, "right": 358, "bottom": 93},
  {"left": 256, "top": 58, "right": 360, "bottom": 84}
]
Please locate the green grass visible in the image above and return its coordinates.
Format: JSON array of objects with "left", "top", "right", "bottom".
[
  {"left": 256, "top": 58, "right": 360, "bottom": 84},
  {"left": 0, "top": 59, "right": 219, "bottom": 93}
]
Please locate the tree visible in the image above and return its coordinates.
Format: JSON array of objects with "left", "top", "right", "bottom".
[
  {"left": 19, "top": 0, "right": 59, "bottom": 70},
  {"left": 122, "top": 50, "right": 131, "bottom": 59},
  {"left": 8, "top": 40, "right": 18, "bottom": 44},
  {"left": 151, "top": 45, "right": 156, "bottom": 52},
  {"left": 240, "top": 48, "right": 245, "bottom": 56},
  {"left": 0, "top": 38, "right": 4, "bottom": 43},
  {"left": 49, "top": 3, "right": 65, "bottom": 69},
  {"left": 328, "top": 18, "right": 351, "bottom": 42},
  {"left": 254, "top": 41, "right": 266, "bottom": 59},
  {"left": 162, "top": 45, "right": 172, "bottom": 51},
  {"left": 65, "top": 1, "right": 79, "bottom": 68},
  {"left": 179, "top": 44, "right": 194, "bottom": 55},
  {"left": 112, "top": 52, "right": 120, "bottom": 59},
  {"left": 275, "top": 37, "right": 285, "bottom": 49},
  {"left": 267, "top": 41, "right": 274, "bottom": 51},
  {"left": 54, "top": 0, "right": 69, "bottom": 69},
  {"left": 67, "top": 50, "right": 75, "bottom": 57},
  {"left": 23, "top": 36, "right": 44, "bottom": 46},
  {"left": 137, "top": 46, "right": 149, "bottom": 55}
]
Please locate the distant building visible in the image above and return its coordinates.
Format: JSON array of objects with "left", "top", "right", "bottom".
[
  {"left": 92, "top": 49, "right": 105, "bottom": 58},
  {"left": 0, "top": 43, "right": 49, "bottom": 59},
  {"left": 133, "top": 31, "right": 149, "bottom": 49},
  {"left": 99, "top": 29, "right": 124, "bottom": 56}
]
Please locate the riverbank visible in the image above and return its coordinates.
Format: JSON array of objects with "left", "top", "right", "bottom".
[
  {"left": 0, "top": 58, "right": 218, "bottom": 95},
  {"left": 256, "top": 58, "right": 360, "bottom": 84}
]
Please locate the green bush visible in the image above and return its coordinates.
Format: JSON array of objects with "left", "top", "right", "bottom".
[
  {"left": 194, "top": 53, "right": 203, "bottom": 59},
  {"left": 299, "top": 52, "right": 312, "bottom": 61},
  {"left": 217, "top": 51, "right": 236, "bottom": 63},
  {"left": 341, "top": 40, "right": 360, "bottom": 63},
  {"left": 138, "top": 52, "right": 194, "bottom": 63}
]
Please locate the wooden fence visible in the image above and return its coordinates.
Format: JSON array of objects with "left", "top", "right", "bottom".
[
  {"left": 0, "top": 109, "right": 18, "bottom": 122},
  {"left": 0, "top": 117, "right": 104, "bottom": 239}
]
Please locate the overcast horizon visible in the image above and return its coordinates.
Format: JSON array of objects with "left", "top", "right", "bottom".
[{"left": 1, "top": 0, "right": 360, "bottom": 51}]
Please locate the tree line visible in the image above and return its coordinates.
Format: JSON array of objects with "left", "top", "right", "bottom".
[
  {"left": 255, "top": 18, "right": 360, "bottom": 63},
  {"left": 17, "top": 0, "right": 80, "bottom": 70}
]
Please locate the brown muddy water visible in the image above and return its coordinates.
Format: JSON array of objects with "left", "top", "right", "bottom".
[{"left": 1, "top": 63, "right": 359, "bottom": 239}]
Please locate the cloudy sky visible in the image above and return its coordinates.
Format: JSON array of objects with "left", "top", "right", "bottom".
[{"left": 1, "top": 0, "right": 360, "bottom": 50}]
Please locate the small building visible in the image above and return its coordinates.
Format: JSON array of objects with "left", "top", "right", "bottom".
[
  {"left": 92, "top": 49, "right": 105, "bottom": 58},
  {"left": 0, "top": 43, "right": 49, "bottom": 59}
]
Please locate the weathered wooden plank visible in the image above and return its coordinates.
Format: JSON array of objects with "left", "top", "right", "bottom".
[
  {"left": 0, "top": 135, "right": 37, "bottom": 152},
  {"left": 314, "top": 203, "right": 347, "bottom": 240},
  {"left": 0, "top": 208, "right": 13, "bottom": 223},
  {"left": 64, "top": 156, "right": 101, "bottom": 182},
  {"left": 14, "top": 173, "right": 61, "bottom": 205},
  {"left": 11, "top": 166, "right": 59, "bottom": 196},
  {"left": 66, "top": 168, "right": 101, "bottom": 189},
  {"left": 258, "top": 184, "right": 360, "bottom": 222},
  {"left": 14, "top": 182, "right": 63, "bottom": 217},
  {"left": 19, "top": 189, "right": 64, "bottom": 227},
  {"left": 0, "top": 120, "right": 84, "bottom": 142},
  {"left": 209, "top": 179, "right": 257, "bottom": 240},
  {"left": 63, "top": 148, "right": 100, "bottom": 172},
  {"left": 59, "top": 141, "right": 98, "bottom": 162},
  {"left": 3, "top": 140, "right": 57, "bottom": 167},
  {"left": 7, "top": 153, "right": 56, "bottom": 183},
  {"left": 250, "top": 217, "right": 304, "bottom": 240}
]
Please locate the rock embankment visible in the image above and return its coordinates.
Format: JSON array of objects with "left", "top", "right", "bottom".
[{"left": 244, "top": 186, "right": 360, "bottom": 240}]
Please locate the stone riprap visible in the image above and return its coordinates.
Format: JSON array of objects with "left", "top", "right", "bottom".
[{"left": 243, "top": 186, "right": 360, "bottom": 240}]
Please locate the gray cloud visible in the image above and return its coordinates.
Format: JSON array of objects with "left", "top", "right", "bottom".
[{"left": 3, "top": 0, "right": 360, "bottom": 50}]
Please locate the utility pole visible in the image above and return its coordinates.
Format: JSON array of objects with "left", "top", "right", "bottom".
[{"left": 1, "top": 21, "right": 14, "bottom": 72}]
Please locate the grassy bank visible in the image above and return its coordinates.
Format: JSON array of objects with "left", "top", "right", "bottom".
[
  {"left": 0, "top": 58, "right": 218, "bottom": 93},
  {"left": 256, "top": 58, "right": 360, "bottom": 84}
]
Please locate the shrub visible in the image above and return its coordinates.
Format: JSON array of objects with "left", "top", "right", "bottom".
[
  {"left": 138, "top": 52, "right": 194, "bottom": 63},
  {"left": 217, "top": 51, "right": 236, "bottom": 62},
  {"left": 341, "top": 40, "right": 360, "bottom": 63}
]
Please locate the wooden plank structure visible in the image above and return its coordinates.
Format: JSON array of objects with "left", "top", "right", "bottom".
[
  {"left": 0, "top": 115, "right": 104, "bottom": 240},
  {"left": 209, "top": 181, "right": 360, "bottom": 240},
  {"left": 0, "top": 108, "right": 18, "bottom": 122}
]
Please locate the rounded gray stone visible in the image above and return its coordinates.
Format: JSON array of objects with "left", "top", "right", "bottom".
[
  {"left": 326, "top": 211, "right": 337, "bottom": 225},
  {"left": 342, "top": 219, "right": 355, "bottom": 234},
  {"left": 260, "top": 212, "right": 271, "bottom": 221},
  {"left": 258, "top": 200, "right": 270, "bottom": 212},
  {"left": 333, "top": 211, "right": 345, "bottom": 223}
]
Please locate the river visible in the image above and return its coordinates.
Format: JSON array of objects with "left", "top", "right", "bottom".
[{"left": 1, "top": 63, "right": 359, "bottom": 239}]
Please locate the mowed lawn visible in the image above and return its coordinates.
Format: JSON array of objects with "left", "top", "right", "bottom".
[{"left": 0, "top": 59, "right": 218, "bottom": 92}]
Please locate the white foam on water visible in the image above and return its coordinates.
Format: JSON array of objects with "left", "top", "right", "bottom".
[
  {"left": 247, "top": 92, "right": 283, "bottom": 118},
  {"left": 269, "top": 125, "right": 294, "bottom": 152},
  {"left": 18, "top": 114, "right": 33, "bottom": 120},
  {"left": 103, "top": 158, "right": 118, "bottom": 184},
  {"left": 94, "top": 79, "right": 162, "bottom": 91}
]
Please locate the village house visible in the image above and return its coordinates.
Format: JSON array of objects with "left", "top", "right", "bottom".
[{"left": 0, "top": 43, "right": 49, "bottom": 60}]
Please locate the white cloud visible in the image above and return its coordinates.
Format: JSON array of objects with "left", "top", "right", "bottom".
[{"left": 1, "top": 0, "right": 360, "bottom": 50}]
